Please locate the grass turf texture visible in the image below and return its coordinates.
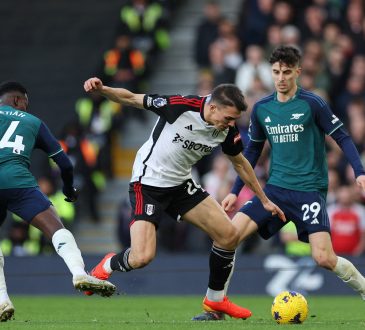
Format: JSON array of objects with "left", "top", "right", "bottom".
[{"left": 3, "top": 295, "right": 364, "bottom": 329}]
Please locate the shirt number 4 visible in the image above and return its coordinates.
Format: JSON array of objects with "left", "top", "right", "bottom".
[{"left": 0, "top": 121, "right": 25, "bottom": 154}]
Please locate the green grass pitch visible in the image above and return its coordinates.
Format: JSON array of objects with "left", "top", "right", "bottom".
[{"left": 3, "top": 295, "right": 365, "bottom": 329}]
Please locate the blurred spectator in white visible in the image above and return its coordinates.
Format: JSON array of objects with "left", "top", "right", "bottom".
[
  {"left": 201, "top": 152, "right": 235, "bottom": 204},
  {"left": 235, "top": 45, "right": 272, "bottom": 94},
  {"left": 328, "top": 185, "right": 365, "bottom": 256},
  {"left": 280, "top": 25, "right": 301, "bottom": 46},
  {"left": 194, "top": 0, "right": 222, "bottom": 69}
]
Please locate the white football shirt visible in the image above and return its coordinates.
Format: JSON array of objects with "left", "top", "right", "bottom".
[{"left": 130, "top": 94, "right": 243, "bottom": 187}]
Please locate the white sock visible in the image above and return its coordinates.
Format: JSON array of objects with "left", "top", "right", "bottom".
[
  {"left": 206, "top": 251, "right": 236, "bottom": 302},
  {"left": 0, "top": 248, "right": 10, "bottom": 303},
  {"left": 52, "top": 229, "right": 86, "bottom": 277},
  {"left": 206, "top": 288, "right": 224, "bottom": 302},
  {"left": 103, "top": 257, "right": 113, "bottom": 274},
  {"left": 333, "top": 256, "right": 365, "bottom": 295}
]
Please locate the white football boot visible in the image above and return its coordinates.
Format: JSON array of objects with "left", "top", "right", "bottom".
[
  {"left": 73, "top": 274, "right": 116, "bottom": 297},
  {"left": 0, "top": 300, "right": 14, "bottom": 322}
]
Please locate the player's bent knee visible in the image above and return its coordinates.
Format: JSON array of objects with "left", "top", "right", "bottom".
[
  {"left": 312, "top": 253, "right": 337, "bottom": 270},
  {"left": 215, "top": 228, "right": 239, "bottom": 250}
]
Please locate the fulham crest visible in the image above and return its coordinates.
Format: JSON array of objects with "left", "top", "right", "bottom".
[{"left": 145, "top": 204, "right": 155, "bottom": 216}]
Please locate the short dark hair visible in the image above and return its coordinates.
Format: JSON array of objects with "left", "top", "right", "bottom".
[
  {"left": 211, "top": 84, "right": 247, "bottom": 112},
  {"left": 269, "top": 45, "right": 302, "bottom": 67},
  {"left": 0, "top": 81, "right": 27, "bottom": 97}
]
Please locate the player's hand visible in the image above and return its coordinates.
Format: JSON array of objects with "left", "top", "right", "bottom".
[
  {"left": 84, "top": 77, "right": 103, "bottom": 93},
  {"left": 63, "top": 186, "right": 79, "bottom": 203},
  {"left": 356, "top": 174, "right": 365, "bottom": 192},
  {"left": 263, "top": 200, "right": 286, "bottom": 222},
  {"left": 221, "top": 193, "right": 237, "bottom": 212}
]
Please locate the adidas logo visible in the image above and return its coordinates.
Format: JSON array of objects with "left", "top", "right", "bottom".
[
  {"left": 264, "top": 116, "right": 271, "bottom": 123},
  {"left": 311, "top": 219, "right": 319, "bottom": 224},
  {"left": 184, "top": 124, "right": 193, "bottom": 131},
  {"left": 57, "top": 242, "right": 66, "bottom": 252}
]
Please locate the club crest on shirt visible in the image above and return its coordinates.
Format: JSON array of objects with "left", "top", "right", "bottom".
[
  {"left": 153, "top": 97, "right": 167, "bottom": 108},
  {"left": 145, "top": 204, "right": 155, "bottom": 216}
]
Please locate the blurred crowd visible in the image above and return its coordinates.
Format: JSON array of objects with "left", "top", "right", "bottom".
[
  {"left": 190, "top": 0, "right": 365, "bottom": 257},
  {"left": 3, "top": 0, "right": 365, "bottom": 257}
]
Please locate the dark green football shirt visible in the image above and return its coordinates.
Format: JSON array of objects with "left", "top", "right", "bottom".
[
  {"left": 0, "top": 105, "right": 42, "bottom": 188},
  {"left": 249, "top": 88, "right": 343, "bottom": 191}
]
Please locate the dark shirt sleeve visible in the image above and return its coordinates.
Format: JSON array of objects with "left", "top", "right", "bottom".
[
  {"left": 35, "top": 122, "right": 74, "bottom": 187},
  {"left": 143, "top": 94, "right": 204, "bottom": 123},
  {"left": 221, "top": 126, "right": 244, "bottom": 156},
  {"left": 331, "top": 127, "right": 365, "bottom": 178},
  {"left": 310, "top": 94, "right": 343, "bottom": 135},
  {"left": 231, "top": 140, "right": 265, "bottom": 195}
]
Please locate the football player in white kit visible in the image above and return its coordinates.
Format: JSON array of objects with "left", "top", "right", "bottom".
[{"left": 83, "top": 77, "right": 285, "bottom": 319}]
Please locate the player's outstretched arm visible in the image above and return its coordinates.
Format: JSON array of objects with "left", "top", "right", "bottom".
[
  {"left": 84, "top": 77, "right": 145, "bottom": 109},
  {"left": 228, "top": 153, "right": 286, "bottom": 222}
]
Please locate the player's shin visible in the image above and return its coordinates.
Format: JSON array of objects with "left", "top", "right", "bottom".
[
  {"left": 207, "top": 245, "right": 235, "bottom": 301},
  {"left": 333, "top": 256, "right": 365, "bottom": 299},
  {"left": 0, "top": 248, "right": 10, "bottom": 302},
  {"left": 52, "top": 228, "right": 85, "bottom": 277}
]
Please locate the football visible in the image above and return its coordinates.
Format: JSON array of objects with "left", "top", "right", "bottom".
[{"left": 271, "top": 291, "right": 308, "bottom": 324}]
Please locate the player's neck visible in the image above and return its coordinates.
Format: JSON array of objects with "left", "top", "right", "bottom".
[{"left": 276, "top": 85, "right": 298, "bottom": 103}]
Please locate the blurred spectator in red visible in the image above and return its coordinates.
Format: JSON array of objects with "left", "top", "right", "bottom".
[
  {"left": 194, "top": 0, "right": 222, "bottom": 69},
  {"left": 328, "top": 185, "right": 365, "bottom": 256}
]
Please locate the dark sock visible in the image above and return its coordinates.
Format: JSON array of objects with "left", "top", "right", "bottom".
[
  {"left": 208, "top": 245, "right": 235, "bottom": 290},
  {"left": 110, "top": 247, "right": 133, "bottom": 272}
]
